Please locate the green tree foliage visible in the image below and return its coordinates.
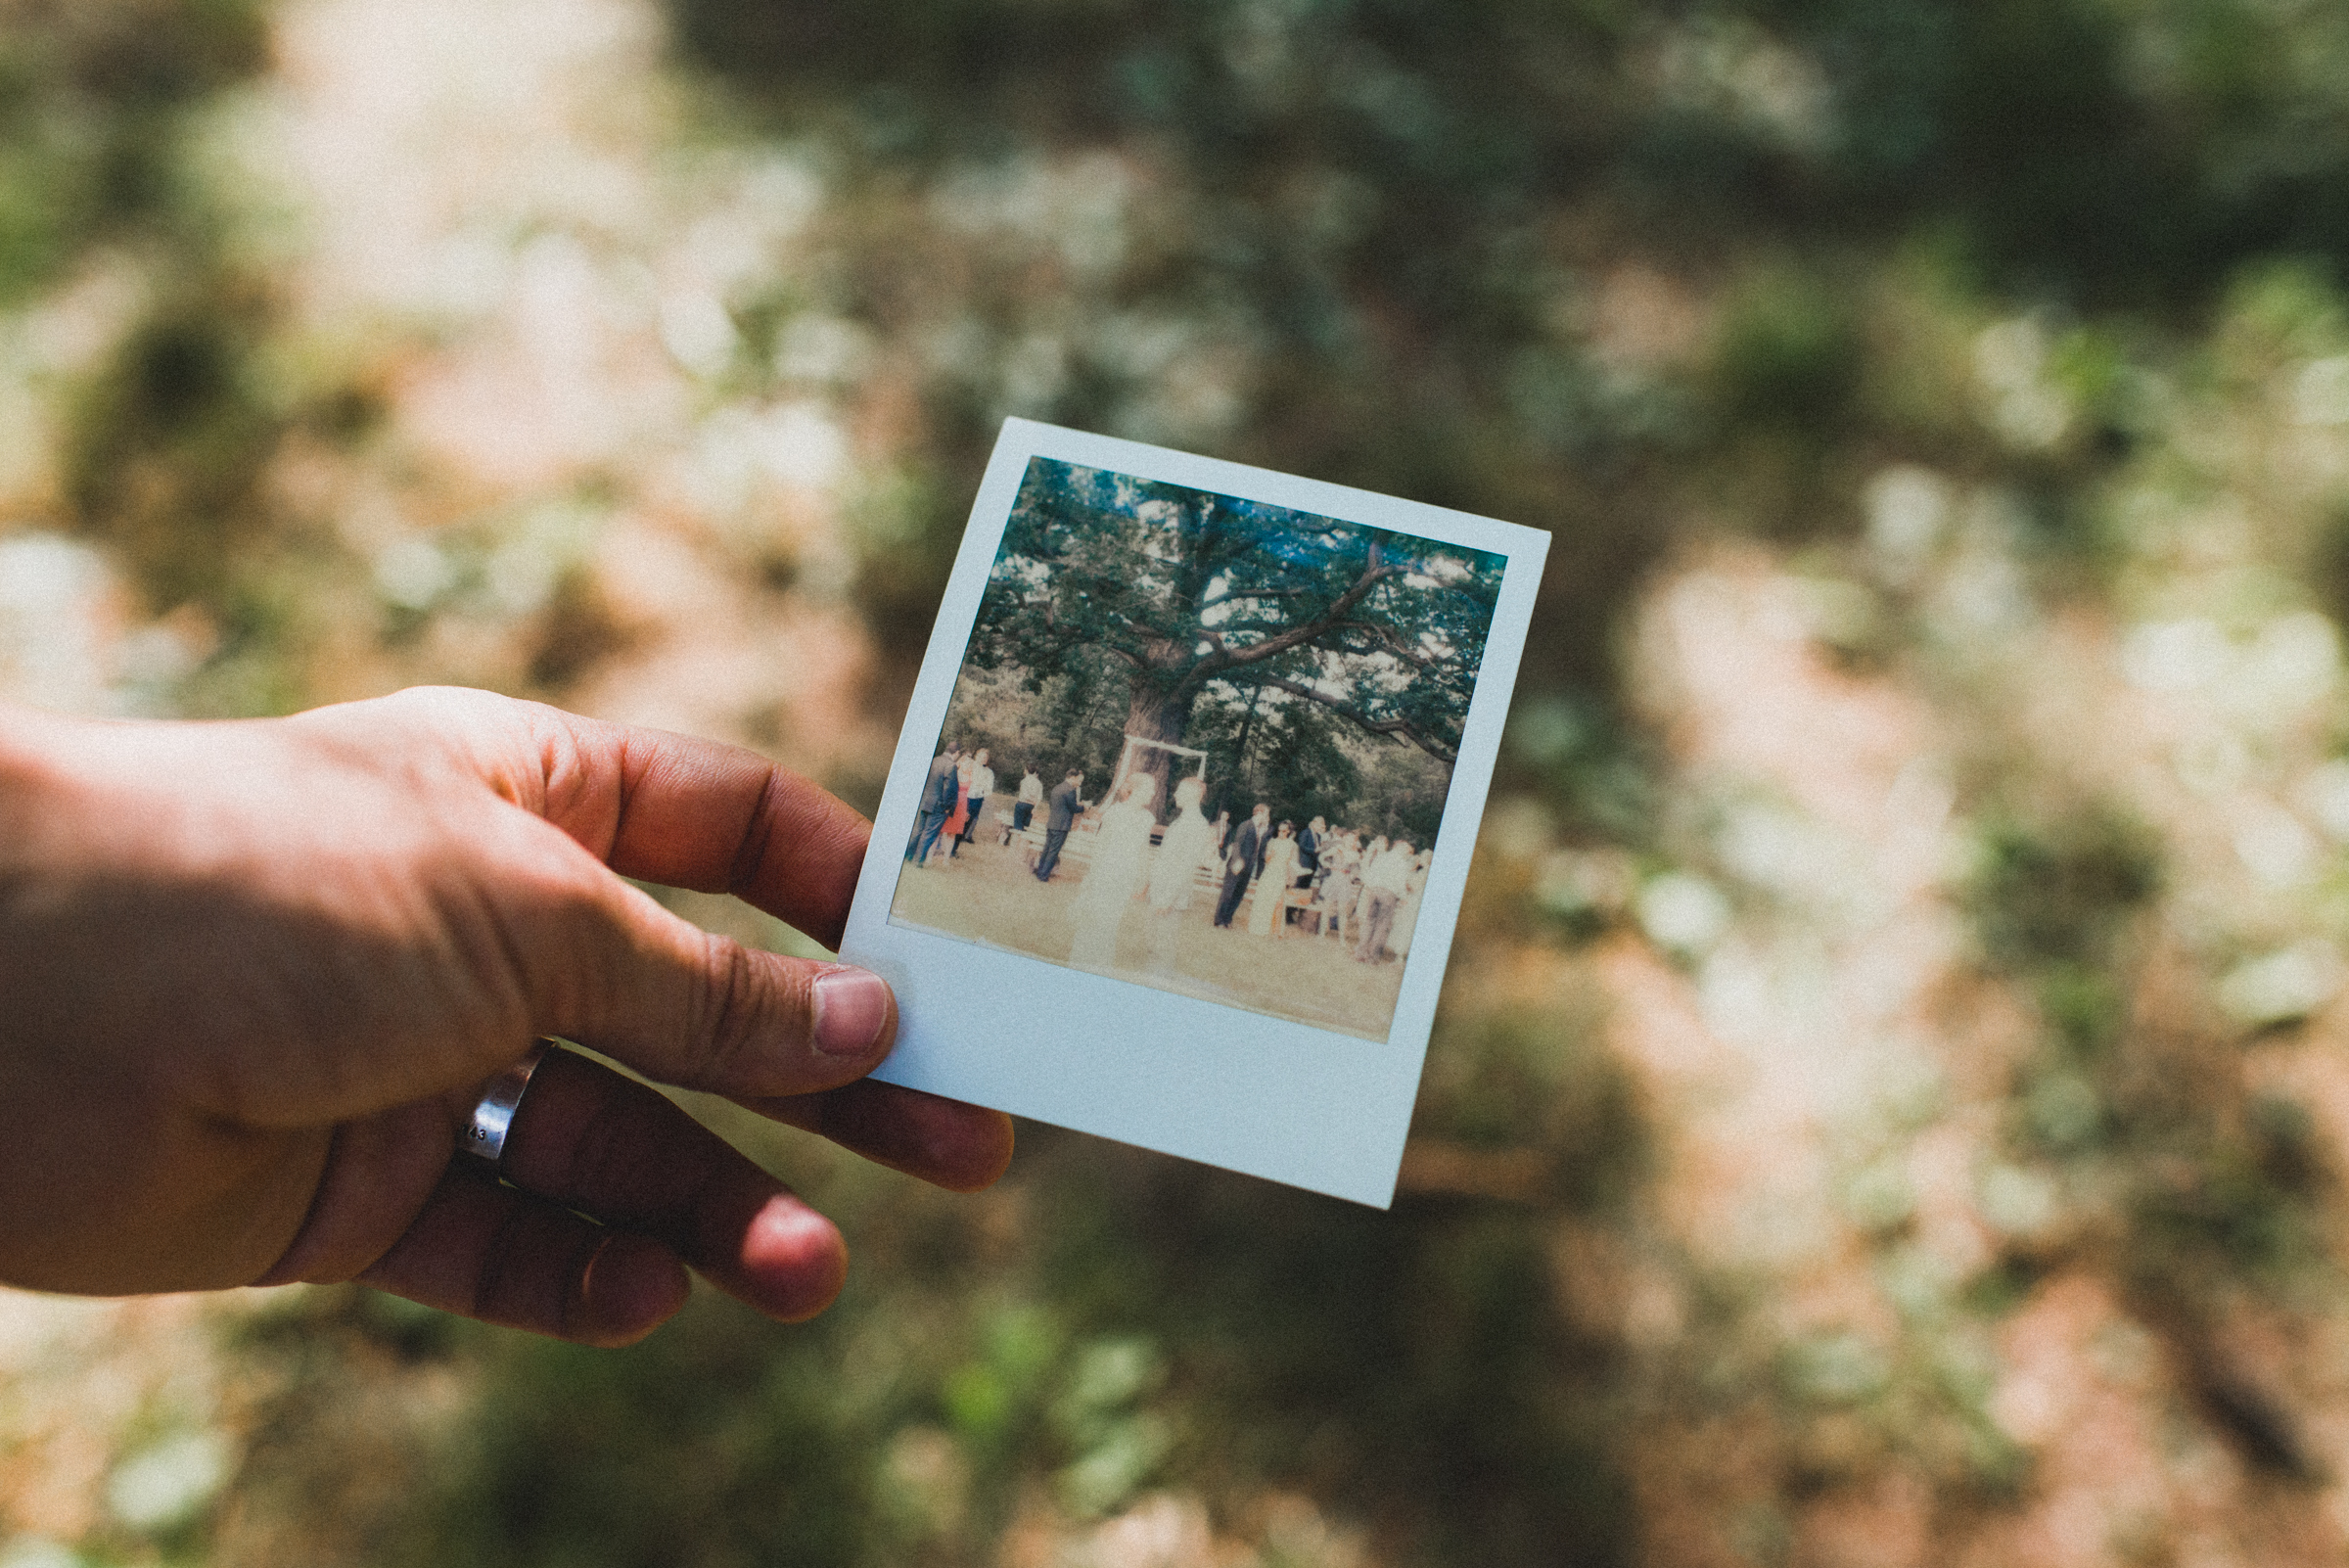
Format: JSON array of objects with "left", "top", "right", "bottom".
[
  {"left": 965, "top": 457, "right": 1500, "bottom": 820},
  {"left": 1183, "top": 677, "right": 1360, "bottom": 829},
  {"left": 672, "top": 0, "right": 2349, "bottom": 310},
  {"left": 0, "top": 1, "right": 266, "bottom": 304}
]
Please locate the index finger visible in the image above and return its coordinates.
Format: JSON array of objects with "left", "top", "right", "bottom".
[{"left": 526, "top": 707, "right": 870, "bottom": 951}]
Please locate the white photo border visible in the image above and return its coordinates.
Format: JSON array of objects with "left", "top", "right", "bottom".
[{"left": 840, "top": 418, "right": 1549, "bottom": 1207}]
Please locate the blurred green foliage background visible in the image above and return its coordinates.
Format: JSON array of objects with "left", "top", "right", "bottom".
[{"left": 18, "top": 1, "right": 2349, "bottom": 1564}]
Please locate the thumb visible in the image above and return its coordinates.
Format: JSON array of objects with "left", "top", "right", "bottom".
[{"left": 511, "top": 845, "right": 898, "bottom": 1098}]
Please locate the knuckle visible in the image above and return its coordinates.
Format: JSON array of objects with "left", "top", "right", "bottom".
[
  {"left": 487, "top": 848, "right": 626, "bottom": 1026},
  {"left": 468, "top": 1200, "right": 531, "bottom": 1324},
  {"left": 687, "top": 935, "right": 822, "bottom": 1092},
  {"left": 692, "top": 935, "right": 779, "bottom": 1085},
  {"left": 561, "top": 1084, "right": 662, "bottom": 1222}
]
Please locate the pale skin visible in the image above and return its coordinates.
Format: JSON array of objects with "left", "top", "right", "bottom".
[{"left": 0, "top": 686, "right": 1013, "bottom": 1346}]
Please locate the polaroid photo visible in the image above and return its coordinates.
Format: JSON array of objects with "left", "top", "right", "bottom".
[{"left": 840, "top": 418, "right": 1548, "bottom": 1206}]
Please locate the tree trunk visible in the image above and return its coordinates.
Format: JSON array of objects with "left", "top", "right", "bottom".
[
  {"left": 1228, "top": 682, "right": 1267, "bottom": 820},
  {"left": 1121, "top": 676, "right": 1193, "bottom": 822}
]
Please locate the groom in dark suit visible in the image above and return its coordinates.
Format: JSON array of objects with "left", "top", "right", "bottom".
[
  {"left": 1213, "top": 803, "right": 1272, "bottom": 928},
  {"left": 1034, "top": 768, "right": 1085, "bottom": 881}
]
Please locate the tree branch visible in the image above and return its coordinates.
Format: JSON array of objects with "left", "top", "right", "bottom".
[
  {"left": 1252, "top": 674, "right": 1459, "bottom": 764},
  {"left": 1193, "top": 557, "right": 1405, "bottom": 680},
  {"left": 1335, "top": 618, "right": 1436, "bottom": 669},
  {"left": 1195, "top": 584, "right": 1323, "bottom": 612}
]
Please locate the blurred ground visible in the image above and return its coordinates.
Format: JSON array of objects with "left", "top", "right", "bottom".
[{"left": 19, "top": 0, "right": 2349, "bottom": 1565}]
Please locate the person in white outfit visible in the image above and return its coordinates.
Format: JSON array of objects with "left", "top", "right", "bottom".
[
  {"left": 1149, "top": 775, "right": 1216, "bottom": 914},
  {"left": 1068, "top": 773, "right": 1158, "bottom": 970},
  {"left": 1391, "top": 848, "right": 1432, "bottom": 957},
  {"left": 1249, "top": 821, "right": 1300, "bottom": 937},
  {"left": 1355, "top": 837, "right": 1414, "bottom": 963},
  {"left": 1316, "top": 830, "right": 1360, "bottom": 945},
  {"left": 954, "top": 749, "right": 995, "bottom": 853}
]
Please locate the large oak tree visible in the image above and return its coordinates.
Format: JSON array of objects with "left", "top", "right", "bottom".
[{"left": 967, "top": 458, "right": 1504, "bottom": 801}]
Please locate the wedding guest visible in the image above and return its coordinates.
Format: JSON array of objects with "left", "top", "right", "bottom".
[
  {"left": 1355, "top": 836, "right": 1414, "bottom": 963},
  {"left": 1013, "top": 764, "right": 1043, "bottom": 832},
  {"left": 1317, "top": 830, "right": 1361, "bottom": 945},
  {"left": 954, "top": 747, "right": 993, "bottom": 853},
  {"left": 1350, "top": 834, "right": 1374, "bottom": 930},
  {"left": 1295, "top": 814, "right": 1324, "bottom": 925},
  {"left": 1211, "top": 808, "right": 1229, "bottom": 853},
  {"left": 1250, "top": 820, "right": 1300, "bottom": 938},
  {"left": 907, "top": 742, "right": 962, "bottom": 865},
  {"left": 1392, "top": 847, "right": 1433, "bottom": 958},
  {"left": 1034, "top": 769, "right": 1084, "bottom": 881},
  {"left": 939, "top": 754, "right": 977, "bottom": 860},
  {"left": 1336, "top": 831, "right": 1382, "bottom": 939}
]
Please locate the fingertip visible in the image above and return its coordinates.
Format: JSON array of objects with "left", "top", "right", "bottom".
[
  {"left": 740, "top": 1081, "right": 1018, "bottom": 1192},
  {"left": 929, "top": 1109, "right": 1017, "bottom": 1193},
  {"left": 738, "top": 1197, "right": 848, "bottom": 1322},
  {"left": 882, "top": 1089, "right": 1016, "bottom": 1191},
  {"left": 578, "top": 1232, "right": 691, "bottom": 1347},
  {"left": 809, "top": 964, "right": 896, "bottom": 1060}
]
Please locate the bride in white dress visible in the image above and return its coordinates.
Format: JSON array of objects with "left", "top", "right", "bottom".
[
  {"left": 1148, "top": 775, "right": 1215, "bottom": 914},
  {"left": 1248, "top": 821, "right": 1300, "bottom": 937},
  {"left": 1068, "top": 772, "right": 1157, "bottom": 970}
]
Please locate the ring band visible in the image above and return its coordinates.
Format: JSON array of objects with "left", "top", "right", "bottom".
[{"left": 462, "top": 1039, "right": 552, "bottom": 1164}]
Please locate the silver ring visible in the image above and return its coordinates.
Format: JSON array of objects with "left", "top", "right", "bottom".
[{"left": 462, "top": 1039, "right": 552, "bottom": 1164}]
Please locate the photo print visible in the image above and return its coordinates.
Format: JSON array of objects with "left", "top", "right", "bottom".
[
  {"left": 843, "top": 420, "right": 1546, "bottom": 1204},
  {"left": 891, "top": 457, "right": 1502, "bottom": 1040}
]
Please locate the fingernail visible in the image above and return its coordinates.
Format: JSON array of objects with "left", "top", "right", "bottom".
[{"left": 811, "top": 965, "right": 892, "bottom": 1057}]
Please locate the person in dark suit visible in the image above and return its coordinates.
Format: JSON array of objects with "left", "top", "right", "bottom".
[
  {"left": 906, "top": 743, "right": 962, "bottom": 865},
  {"left": 1213, "top": 803, "right": 1272, "bottom": 928},
  {"left": 1034, "top": 769, "right": 1085, "bottom": 881},
  {"left": 1293, "top": 814, "right": 1325, "bottom": 930}
]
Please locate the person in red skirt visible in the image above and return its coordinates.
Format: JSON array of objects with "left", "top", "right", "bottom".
[{"left": 940, "top": 753, "right": 976, "bottom": 858}]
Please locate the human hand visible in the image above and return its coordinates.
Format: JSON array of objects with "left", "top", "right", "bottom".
[{"left": 0, "top": 686, "right": 1012, "bottom": 1344}]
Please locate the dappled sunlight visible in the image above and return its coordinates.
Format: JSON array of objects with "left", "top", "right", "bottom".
[{"left": 24, "top": 0, "right": 2349, "bottom": 1563}]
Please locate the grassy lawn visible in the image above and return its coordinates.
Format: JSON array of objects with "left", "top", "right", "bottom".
[{"left": 888, "top": 835, "right": 1407, "bottom": 1040}]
